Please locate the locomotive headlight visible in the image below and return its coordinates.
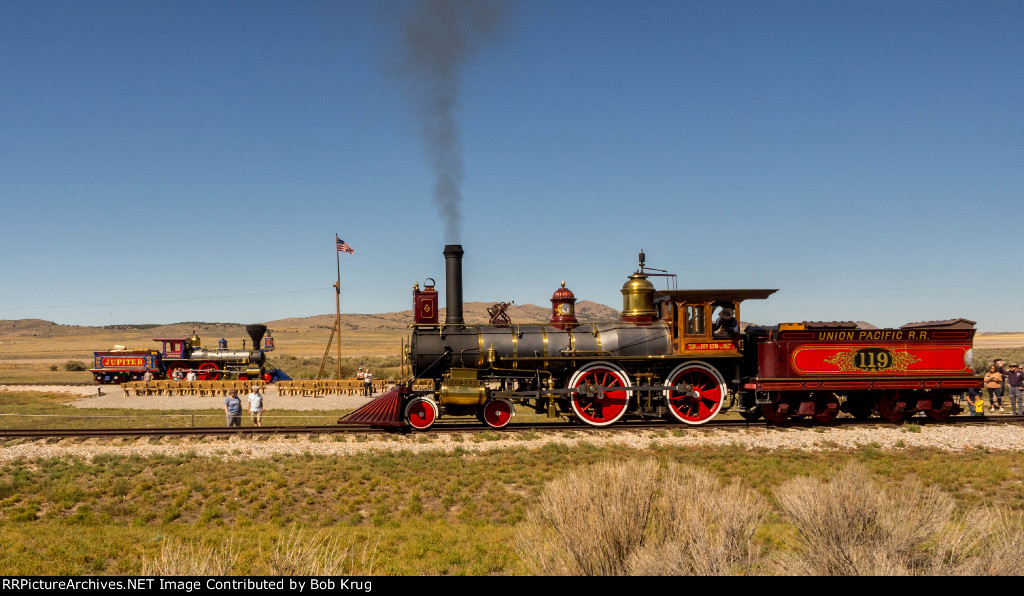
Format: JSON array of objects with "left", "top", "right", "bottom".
[{"left": 964, "top": 349, "right": 974, "bottom": 369}]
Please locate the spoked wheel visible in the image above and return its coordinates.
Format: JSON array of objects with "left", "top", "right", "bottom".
[
  {"left": 567, "top": 361, "right": 631, "bottom": 427},
  {"left": 166, "top": 364, "right": 189, "bottom": 381},
  {"left": 405, "top": 397, "right": 439, "bottom": 431},
  {"left": 877, "top": 391, "right": 908, "bottom": 423},
  {"left": 762, "top": 399, "right": 791, "bottom": 425},
  {"left": 480, "top": 399, "right": 514, "bottom": 428},
  {"left": 197, "top": 362, "right": 221, "bottom": 381},
  {"left": 813, "top": 395, "right": 841, "bottom": 424},
  {"left": 663, "top": 362, "right": 727, "bottom": 425}
]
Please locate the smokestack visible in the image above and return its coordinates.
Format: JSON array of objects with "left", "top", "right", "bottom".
[
  {"left": 443, "top": 244, "right": 464, "bottom": 327},
  {"left": 245, "top": 324, "right": 267, "bottom": 350}
]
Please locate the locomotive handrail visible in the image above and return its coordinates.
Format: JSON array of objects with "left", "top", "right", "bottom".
[{"left": 556, "top": 349, "right": 615, "bottom": 357}]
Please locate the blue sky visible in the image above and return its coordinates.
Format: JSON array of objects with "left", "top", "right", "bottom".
[{"left": 1, "top": 0, "right": 1021, "bottom": 331}]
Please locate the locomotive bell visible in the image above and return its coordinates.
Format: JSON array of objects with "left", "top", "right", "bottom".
[{"left": 620, "top": 272, "right": 656, "bottom": 325}]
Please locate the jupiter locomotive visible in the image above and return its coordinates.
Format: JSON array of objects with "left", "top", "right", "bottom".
[
  {"left": 348, "top": 244, "right": 980, "bottom": 430},
  {"left": 90, "top": 324, "right": 278, "bottom": 384}
]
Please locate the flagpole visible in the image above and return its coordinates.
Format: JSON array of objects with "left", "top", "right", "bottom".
[{"left": 335, "top": 235, "right": 342, "bottom": 383}]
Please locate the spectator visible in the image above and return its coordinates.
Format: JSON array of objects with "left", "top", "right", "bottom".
[
  {"left": 224, "top": 390, "right": 242, "bottom": 427},
  {"left": 143, "top": 370, "right": 153, "bottom": 383},
  {"left": 186, "top": 369, "right": 197, "bottom": 382},
  {"left": 363, "top": 369, "right": 373, "bottom": 397},
  {"left": 1008, "top": 364, "right": 1024, "bottom": 416},
  {"left": 972, "top": 390, "right": 985, "bottom": 417},
  {"left": 248, "top": 385, "right": 264, "bottom": 427},
  {"left": 984, "top": 364, "right": 1005, "bottom": 413}
]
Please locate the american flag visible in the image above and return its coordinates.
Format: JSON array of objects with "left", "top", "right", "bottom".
[{"left": 336, "top": 238, "right": 354, "bottom": 254}]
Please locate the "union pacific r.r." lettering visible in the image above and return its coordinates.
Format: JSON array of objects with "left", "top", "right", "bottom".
[{"left": 816, "top": 330, "right": 928, "bottom": 341}]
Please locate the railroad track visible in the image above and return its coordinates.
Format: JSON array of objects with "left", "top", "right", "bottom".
[{"left": 3, "top": 414, "right": 1022, "bottom": 440}]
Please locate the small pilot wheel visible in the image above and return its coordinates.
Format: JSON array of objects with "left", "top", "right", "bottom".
[
  {"left": 481, "top": 399, "right": 514, "bottom": 428},
  {"left": 404, "top": 397, "right": 439, "bottom": 431}
]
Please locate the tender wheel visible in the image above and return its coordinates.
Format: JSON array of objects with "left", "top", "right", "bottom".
[
  {"left": 663, "top": 362, "right": 727, "bottom": 425},
  {"left": 197, "top": 362, "right": 221, "bottom": 381},
  {"left": 877, "top": 391, "right": 907, "bottom": 422},
  {"left": 924, "top": 408, "right": 953, "bottom": 421},
  {"left": 762, "top": 399, "right": 791, "bottom": 425},
  {"left": 480, "top": 399, "right": 514, "bottom": 428},
  {"left": 405, "top": 397, "right": 439, "bottom": 430},
  {"left": 813, "top": 395, "right": 840, "bottom": 424},
  {"left": 924, "top": 394, "right": 955, "bottom": 421},
  {"left": 567, "top": 361, "right": 631, "bottom": 427}
]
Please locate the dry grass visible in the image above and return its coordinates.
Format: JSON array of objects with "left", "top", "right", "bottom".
[
  {"left": 143, "top": 536, "right": 238, "bottom": 576},
  {"left": 518, "top": 459, "right": 1024, "bottom": 576},
  {"left": 142, "top": 526, "right": 377, "bottom": 576},
  {"left": 516, "top": 460, "right": 767, "bottom": 576},
  {"left": 773, "top": 462, "right": 1024, "bottom": 576},
  {"left": 517, "top": 459, "right": 660, "bottom": 575},
  {"left": 629, "top": 464, "right": 767, "bottom": 576},
  {"left": 262, "top": 526, "right": 377, "bottom": 576}
]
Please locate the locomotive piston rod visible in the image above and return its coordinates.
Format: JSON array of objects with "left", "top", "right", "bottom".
[{"left": 486, "top": 382, "right": 697, "bottom": 401}]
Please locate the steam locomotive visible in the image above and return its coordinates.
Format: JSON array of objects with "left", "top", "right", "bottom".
[
  {"left": 376, "top": 244, "right": 980, "bottom": 429},
  {"left": 90, "top": 324, "right": 279, "bottom": 384}
]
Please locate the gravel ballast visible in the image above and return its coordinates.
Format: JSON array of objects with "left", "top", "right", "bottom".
[{"left": 2, "top": 385, "right": 1022, "bottom": 461}]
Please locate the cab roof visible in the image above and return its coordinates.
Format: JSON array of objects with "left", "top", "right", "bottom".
[{"left": 653, "top": 289, "right": 778, "bottom": 303}]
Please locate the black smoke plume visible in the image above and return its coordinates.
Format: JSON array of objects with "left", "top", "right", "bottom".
[{"left": 399, "top": 0, "right": 506, "bottom": 243}]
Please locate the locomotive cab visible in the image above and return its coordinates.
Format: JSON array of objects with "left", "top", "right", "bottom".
[{"left": 653, "top": 289, "right": 777, "bottom": 358}]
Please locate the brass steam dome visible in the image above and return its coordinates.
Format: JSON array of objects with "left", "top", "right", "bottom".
[{"left": 620, "top": 272, "right": 656, "bottom": 322}]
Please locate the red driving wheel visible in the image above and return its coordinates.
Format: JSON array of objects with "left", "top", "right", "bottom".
[
  {"left": 197, "top": 362, "right": 221, "bottom": 381},
  {"left": 568, "top": 362, "right": 631, "bottom": 427}
]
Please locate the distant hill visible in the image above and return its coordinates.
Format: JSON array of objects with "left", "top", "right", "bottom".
[
  {"left": 0, "top": 301, "right": 621, "bottom": 337},
  {"left": 0, "top": 319, "right": 254, "bottom": 339},
  {"left": 265, "top": 300, "right": 619, "bottom": 332}
]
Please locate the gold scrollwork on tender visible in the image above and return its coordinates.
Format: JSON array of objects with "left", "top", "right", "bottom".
[{"left": 825, "top": 348, "right": 921, "bottom": 373}]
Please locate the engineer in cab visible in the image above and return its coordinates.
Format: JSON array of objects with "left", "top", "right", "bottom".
[{"left": 712, "top": 306, "right": 740, "bottom": 340}]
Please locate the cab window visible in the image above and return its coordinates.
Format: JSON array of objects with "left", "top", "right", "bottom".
[{"left": 684, "top": 304, "right": 705, "bottom": 336}]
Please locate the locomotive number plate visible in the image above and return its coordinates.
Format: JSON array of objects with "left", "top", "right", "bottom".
[
  {"left": 851, "top": 348, "right": 894, "bottom": 372},
  {"left": 823, "top": 347, "right": 921, "bottom": 373}
]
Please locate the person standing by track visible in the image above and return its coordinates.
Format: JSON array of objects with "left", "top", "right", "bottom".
[
  {"left": 224, "top": 390, "right": 242, "bottom": 427},
  {"left": 248, "top": 385, "right": 264, "bottom": 427},
  {"left": 1007, "top": 364, "right": 1024, "bottom": 416},
  {"left": 363, "top": 369, "right": 373, "bottom": 397},
  {"left": 984, "top": 364, "right": 1005, "bottom": 413}
]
